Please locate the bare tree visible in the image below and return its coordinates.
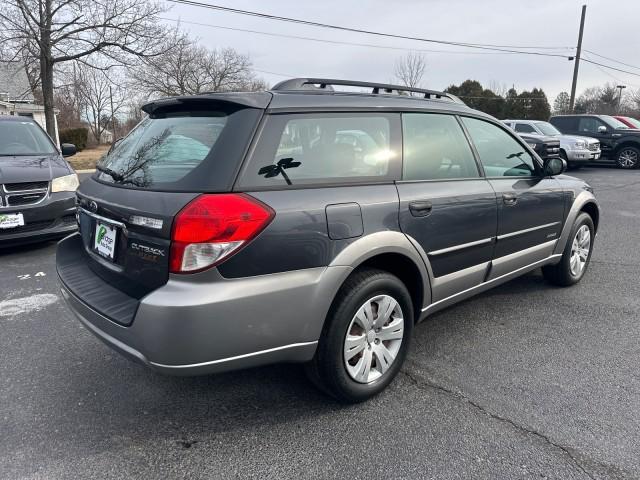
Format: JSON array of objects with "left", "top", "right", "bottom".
[
  {"left": 575, "top": 83, "right": 625, "bottom": 115},
  {"left": 0, "top": 0, "right": 172, "bottom": 139},
  {"left": 72, "top": 62, "right": 126, "bottom": 143},
  {"left": 394, "top": 52, "right": 427, "bottom": 90},
  {"left": 132, "top": 36, "right": 265, "bottom": 97}
]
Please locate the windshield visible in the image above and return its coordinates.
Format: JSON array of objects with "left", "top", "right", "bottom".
[
  {"left": 0, "top": 120, "right": 57, "bottom": 156},
  {"left": 623, "top": 117, "right": 640, "bottom": 129},
  {"left": 601, "top": 116, "right": 630, "bottom": 130},
  {"left": 534, "top": 122, "right": 561, "bottom": 136},
  {"left": 96, "top": 113, "right": 228, "bottom": 188}
]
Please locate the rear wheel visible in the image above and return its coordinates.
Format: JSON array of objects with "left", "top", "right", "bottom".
[
  {"left": 542, "top": 212, "right": 594, "bottom": 286},
  {"left": 616, "top": 146, "right": 640, "bottom": 169},
  {"left": 305, "top": 268, "right": 413, "bottom": 403}
]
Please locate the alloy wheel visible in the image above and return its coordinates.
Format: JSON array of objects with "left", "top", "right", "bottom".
[
  {"left": 618, "top": 149, "right": 638, "bottom": 168},
  {"left": 570, "top": 224, "right": 591, "bottom": 277},
  {"left": 343, "top": 294, "right": 404, "bottom": 384}
]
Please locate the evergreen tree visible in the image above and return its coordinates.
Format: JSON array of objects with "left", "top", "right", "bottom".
[
  {"left": 445, "top": 80, "right": 503, "bottom": 118},
  {"left": 525, "top": 88, "right": 551, "bottom": 120},
  {"left": 502, "top": 88, "right": 525, "bottom": 119}
]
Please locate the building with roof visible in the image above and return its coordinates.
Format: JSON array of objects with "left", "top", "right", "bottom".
[{"left": 0, "top": 61, "right": 59, "bottom": 144}]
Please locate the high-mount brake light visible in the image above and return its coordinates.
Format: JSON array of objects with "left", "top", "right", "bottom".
[{"left": 169, "top": 194, "right": 274, "bottom": 274}]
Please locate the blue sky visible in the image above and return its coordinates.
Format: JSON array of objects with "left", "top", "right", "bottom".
[{"left": 164, "top": 0, "right": 640, "bottom": 102}]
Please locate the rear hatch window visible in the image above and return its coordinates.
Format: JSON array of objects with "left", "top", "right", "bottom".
[{"left": 95, "top": 106, "right": 263, "bottom": 192}]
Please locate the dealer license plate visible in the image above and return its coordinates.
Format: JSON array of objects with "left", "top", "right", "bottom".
[
  {"left": 94, "top": 222, "right": 117, "bottom": 259},
  {"left": 0, "top": 213, "right": 25, "bottom": 229}
]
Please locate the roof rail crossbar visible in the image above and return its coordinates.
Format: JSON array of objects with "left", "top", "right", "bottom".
[{"left": 271, "top": 78, "right": 464, "bottom": 104}]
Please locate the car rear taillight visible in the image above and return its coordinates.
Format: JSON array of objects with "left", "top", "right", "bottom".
[{"left": 169, "top": 194, "right": 274, "bottom": 274}]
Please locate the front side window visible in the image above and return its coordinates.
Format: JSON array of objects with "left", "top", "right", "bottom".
[
  {"left": 238, "top": 113, "right": 399, "bottom": 188},
  {"left": 514, "top": 123, "right": 537, "bottom": 134},
  {"left": 578, "top": 117, "right": 607, "bottom": 134},
  {"left": 402, "top": 113, "right": 479, "bottom": 180},
  {"left": 462, "top": 117, "right": 538, "bottom": 177},
  {"left": 0, "top": 120, "right": 56, "bottom": 156}
]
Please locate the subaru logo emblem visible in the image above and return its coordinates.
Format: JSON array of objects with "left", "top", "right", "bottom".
[{"left": 89, "top": 200, "right": 98, "bottom": 213}]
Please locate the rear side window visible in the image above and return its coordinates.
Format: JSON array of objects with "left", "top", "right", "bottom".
[
  {"left": 462, "top": 117, "right": 538, "bottom": 177},
  {"left": 514, "top": 123, "right": 537, "bottom": 134},
  {"left": 238, "top": 113, "right": 400, "bottom": 188},
  {"left": 402, "top": 113, "right": 479, "bottom": 180},
  {"left": 550, "top": 117, "right": 578, "bottom": 132}
]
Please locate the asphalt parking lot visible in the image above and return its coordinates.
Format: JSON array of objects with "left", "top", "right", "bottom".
[{"left": 1, "top": 168, "right": 639, "bottom": 480}]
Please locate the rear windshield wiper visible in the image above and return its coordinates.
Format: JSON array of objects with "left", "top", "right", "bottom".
[
  {"left": 258, "top": 157, "right": 301, "bottom": 185},
  {"left": 96, "top": 165, "right": 124, "bottom": 182}
]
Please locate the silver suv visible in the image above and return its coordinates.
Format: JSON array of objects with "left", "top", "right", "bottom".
[
  {"left": 503, "top": 119, "right": 601, "bottom": 167},
  {"left": 57, "top": 78, "right": 600, "bottom": 403}
]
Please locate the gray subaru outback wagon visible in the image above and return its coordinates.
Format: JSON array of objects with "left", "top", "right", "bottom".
[{"left": 57, "top": 78, "right": 599, "bottom": 402}]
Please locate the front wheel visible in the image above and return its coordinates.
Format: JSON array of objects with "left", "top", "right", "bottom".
[
  {"left": 616, "top": 146, "right": 640, "bottom": 169},
  {"left": 542, "top": 212, "right": 594, "bottom": 286},
  {"left": 305, "top": 268, "right": 413, "bottom": 403}
]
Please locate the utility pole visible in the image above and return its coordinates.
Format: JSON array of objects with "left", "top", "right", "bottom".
[
  {"left": 617, "top": 85, "right": 627, "bottom": 113},
  {"left": 109, "top": 85, "right": 116, "bottom": 144},
  {"left": 569, "top": 4, "right": 587, "bottom": 112}
]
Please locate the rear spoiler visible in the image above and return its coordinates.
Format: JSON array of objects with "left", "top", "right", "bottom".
[{"left": 142, "top": 92, "right": 273, "bottom": 114}]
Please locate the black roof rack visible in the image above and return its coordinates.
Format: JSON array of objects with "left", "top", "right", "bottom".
[{"left": 271, "top": 78, "right": 465, "bottom": 104}]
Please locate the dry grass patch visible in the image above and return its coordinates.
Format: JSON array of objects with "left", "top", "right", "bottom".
[{"left": 67, "top": 145, "right": 110, "bottom": 171}]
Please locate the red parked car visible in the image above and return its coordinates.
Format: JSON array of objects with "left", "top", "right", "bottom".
[{"left": 614, "top": 116, "right": 640, "bottom": 129}]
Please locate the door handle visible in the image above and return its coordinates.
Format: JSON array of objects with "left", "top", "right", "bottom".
[
  {"left": 502, "top": 193, "right": 518, "bottom": 206},
  {"left": 409, "top": 200, "right": 433, "bottom": 217}
]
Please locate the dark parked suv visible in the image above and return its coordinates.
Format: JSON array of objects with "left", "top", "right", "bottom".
[
  {"left": 549, "top": 114, "right": 640, "bottom": 169},
  {"left": 57, "top": 79, "right": 599, "bottom": 402}
]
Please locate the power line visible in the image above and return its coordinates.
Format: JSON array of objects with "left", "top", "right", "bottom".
[
  {"left": 162, "top": 17, "right": 566, "bottom": 56},
  {"left": 581, "top": 58, "right": 640, "bottom": 79},
  {"left": 166, "top": 0, "right": 573, "bottom": 58},
  {"left": 582, "top": 58, "right": 640, "bottom": 89},
  {"left": 582, "top": 49, "right": 640, "bottom": 71}
]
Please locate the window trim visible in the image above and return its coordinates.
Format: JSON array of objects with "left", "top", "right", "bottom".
[
  {"left": 234, "top": 111, "right": 403, "bottom": 191},
  {"left": 399, "top": 112, "right": 484, "bottom": 182},
  {"left": 459, "top": 115, "right": 543, "bottom": 179}
]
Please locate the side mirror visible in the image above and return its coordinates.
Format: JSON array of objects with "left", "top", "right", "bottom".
[
  {"left": 597, "top": 125, "right": 608, "bottom": 134},
  {"left": 61, "top": 143, "right": 76, "bottom": 157},
  {"left": 544, "top": 157, "right": 567, "bottom": 176}
]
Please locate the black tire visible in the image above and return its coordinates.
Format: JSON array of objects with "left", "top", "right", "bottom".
[
  {"left": 542, "top": 212, "right": 594, "bottom": 286},
  {"left": 616, "top": 146, "right": 640, "bottom": 169},
  {"left": 305, "top": 268, "right": 414, "bottom": 403},
  {"left": 561, "top": 151, "right": 581, "bottom": 170}
]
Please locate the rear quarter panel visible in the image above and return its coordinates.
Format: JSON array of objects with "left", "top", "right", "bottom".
[{"left": 217, "top": 184, "right": 401, "bottom": 278}]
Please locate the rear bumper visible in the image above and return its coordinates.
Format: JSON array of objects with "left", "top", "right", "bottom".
[
  {"left": 0, "top": 192, "right": 76, "bottom": 246},
  {"left": 57, "top": 234, "right": 351, "bottom": 375}
]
